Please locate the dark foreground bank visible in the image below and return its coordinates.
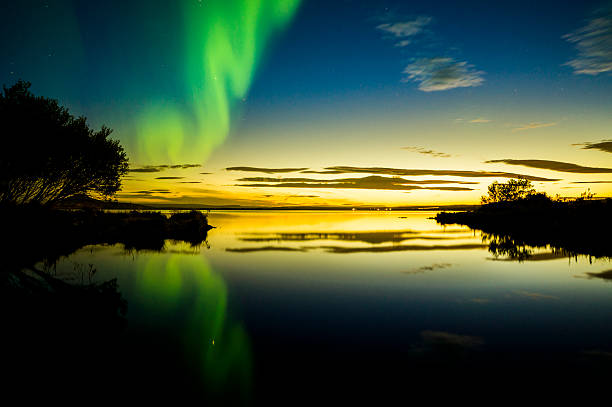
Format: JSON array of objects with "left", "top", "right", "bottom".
[
  {"left": 435, "top": 195, "right": 612, "bottom": 258},
  {"left": 1, "top": 205, "right": 216, "bottom": 402},
  {"left": 2, "top": 205, "right": 213, "bottom": 270}
]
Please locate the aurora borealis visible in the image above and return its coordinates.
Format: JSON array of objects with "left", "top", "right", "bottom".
[
  {"left": 135, "top": 0, "right": 301, "bottom": 163},
  {"left": 2, "top": 0, "right": 612, "bottom": 207}
]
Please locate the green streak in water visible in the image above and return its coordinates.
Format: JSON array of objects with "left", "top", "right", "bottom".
[{"left": 134, "top": 253, "right": 252, "bottom": 401}]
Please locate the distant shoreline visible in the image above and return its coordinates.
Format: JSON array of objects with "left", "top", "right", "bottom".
[
  {"left": 58, "top": 194, "right": 612, "bottom": 213},
  {"left": 59, "top": 196, "right": 480, "bottom": 212},
  {"left": 115, "top": 206, "right": 477, "bottom": 211}
]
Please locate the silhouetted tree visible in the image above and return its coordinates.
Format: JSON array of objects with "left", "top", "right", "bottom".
[
  {"left": 481, "top": 178, "right": 535, "bottom": 204},
  {"left": 577, "top": 188, "right": 596, "bottom": 201},
  {"left": 0, "top": 80, "right": 128, "bottom": 205}
]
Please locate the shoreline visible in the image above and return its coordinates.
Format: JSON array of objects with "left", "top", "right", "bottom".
[
  {"left": 2, "top": 206, "right": 213, "bottom": 272},
  {"left": 435, "top": 197, "right": 612, "bottom": 259}
]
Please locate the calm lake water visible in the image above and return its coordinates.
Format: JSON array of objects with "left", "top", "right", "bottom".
[{"left": 44, "top": 211, "right": 612, "bottom": 402}]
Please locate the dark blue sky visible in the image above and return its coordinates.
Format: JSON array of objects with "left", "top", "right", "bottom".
[
  {"left": 248, "top": 0, "right": 610, "bottom": 107},
  {"left": 2, "top": 1, "right": 609, "bottom": 118}
]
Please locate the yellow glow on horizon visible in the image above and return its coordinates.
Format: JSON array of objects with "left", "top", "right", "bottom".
[
  {"left": 119, "top": 106, "right": 612, "bottom": 207},
  {"left": 118, "top": 162, "right": 612, "bottom": 208}
]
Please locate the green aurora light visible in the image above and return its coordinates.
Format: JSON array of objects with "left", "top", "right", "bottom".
[{"left": 135, "top": 0, "right": 302, "bottom": 164}]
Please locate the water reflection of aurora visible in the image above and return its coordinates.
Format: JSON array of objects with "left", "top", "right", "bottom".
[{"left": 132, "top": 252, "right": 252, "bottom": 401}]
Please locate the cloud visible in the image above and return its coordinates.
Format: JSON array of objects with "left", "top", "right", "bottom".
[
  {"left": 402, "top": 57, "right": 484, "bottom": 91},
  {"left": 402, "top": 146, "right": 452, "bottom": 158},
  {"left": 169, "top": 164, "right": 201, "bottom": 169},
  {"left": 485, "top": 159, "right": 612, "bottom": 173},
  {"left": 563, "top": 9, "right": 612, "bottom": 75},
  {"left": 226, "top": 166, "right": 309, "bottom": 174},
  {"left": 178, "top": 181, "right": 202, "bottom": 184},
  {"left": 302, "top": 166, "right": 559, "bottom": 181},
  {"left": 257, "top": 193, "right": 320, "bottom": 201},
  {"left": 470, "top": 118, "right": 492, "bottom": 123},
  {"left": 129, "top": 167, "right": 163, "bottom": 173},
  {"left": 237, "top": 177, "right": 324, "bottom": 182},
  {"left": 116, "top": 192, "right": 274, "bottom": 207},
  {"left": 129, "top": 164, "right": 201, "bottom": 173},
  {"left": 131, "top": 189, "right": 172, "bottom": 195},
  {"left": 574, "top": 140, "right": 612, "bottom": 153},
  {"left": 376, "top": 16, "right": 432, "bottom": 47},
  {"left": 395, "top": 39, "right": 412, "bottom": 47},
  {"left": 235, "top": 175, "right": 476, "bottom": 192},
  {"left": 236, "top": 176, "right": 476, "bottom": 185},
  {"left": 512, "top": 122, "right": 557, "bottom": 132},
  {"left": 155, "top": 176, "right": 186, "bottom": 179},
  {"left": 301, "top": 170, "right": 347, "bottom": 174}
]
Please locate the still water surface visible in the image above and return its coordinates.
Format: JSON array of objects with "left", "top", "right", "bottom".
[{"left": 48, "top": 211, "right": 612, "bottom": 401}]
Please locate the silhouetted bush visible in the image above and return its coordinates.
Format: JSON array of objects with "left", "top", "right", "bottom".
[
  {"left": 481, "top": 178, "right": 536, "bottom": 204},
  {"left": 0, "top": 80, "right": 129, "bottom": 205},
  {"left": 436, "top": 197, "right": 612, "bottom": 258}
]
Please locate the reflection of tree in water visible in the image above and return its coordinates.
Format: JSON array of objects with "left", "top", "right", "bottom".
[
  {"left": 1, "top": 263, "right": 128, "bottom": 400},
  {"left": 484, "top": 233, "right": 533, "bottom": 261},
  {"left": 3, "top": 264, "right": 127, "bottom": 330},
  {"left": 482, "top": 233, "right": 582, "bottom": 262},
  {"left": 437, "top": 196, "right": 612, "bottom": 259}
]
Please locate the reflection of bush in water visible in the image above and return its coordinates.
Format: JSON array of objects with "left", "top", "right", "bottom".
[
  {"left": 436, "top": 196, "right": 612, "bottom": 259},
  {"left": 482, "top": 232, "right": 594, "bottom": 262},
  {"left": 484, "top": 234, "right": 533, "bottom": 261},
  {"left": 1, "top": 265, "right": 128, "bottom": 398},
  {"left": 2, "top": 266, "right": 127, "bottom": 332},
  {"left": 2, "top": 248, "right": 250, "bottom": 402},
  {"left": 3, "top": 205, "right": 212, "bottom": 273}
]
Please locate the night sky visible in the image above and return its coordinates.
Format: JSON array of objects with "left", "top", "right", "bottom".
[{"left": 2, "top": 0, "right": 611, "bottom": 206}]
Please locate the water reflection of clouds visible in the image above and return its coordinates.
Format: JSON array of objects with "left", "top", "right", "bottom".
[
  {"left": 419, "top": 330, "right": 484, "bottom": 349},
  {"left": 402, "top": 263, "right": 453, "bottom": 274},
  {"left": 512, "top": 290, "right": 560, "bottom": 301},
  {"left": 238, "top": 230, "right": 468, "bottom": 244},
  {"left": 227, "top": 244, "right": 486, "bottom": 254},
  {"left": 227, "top": 226, "right": 482, "bottom": 254},
  {"left": 467, "top": 298, "right": 491, "bottom": 304},
  {"left": 409, "top": 330, "right": 485, "bottom": 360}
]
